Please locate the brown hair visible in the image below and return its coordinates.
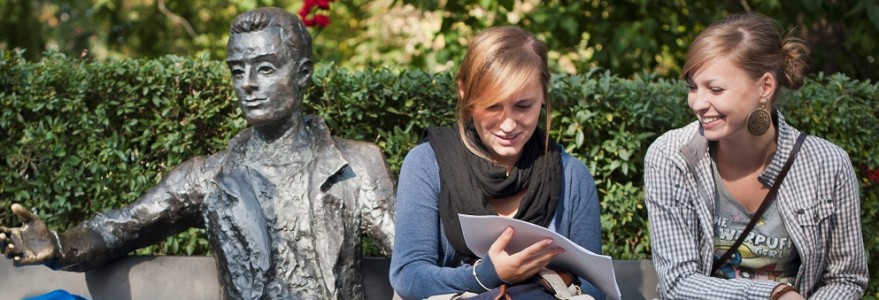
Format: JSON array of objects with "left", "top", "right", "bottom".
[
  {"left": 455, "top": 26, "right": 551, "bottom": 159},
  {"left": 681, "top": 13, "right": 809, "bottom": 102},
  {"left": 228, "top": 7, "right": 312, "bottom": 61}
]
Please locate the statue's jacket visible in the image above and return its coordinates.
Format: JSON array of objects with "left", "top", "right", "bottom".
[{"left": 52, "top": 116, "right": 396, "bottom": 300}]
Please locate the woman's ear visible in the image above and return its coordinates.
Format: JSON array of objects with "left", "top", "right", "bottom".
[
  {"left": 759, "top": 72, "right": 777, "bottom": 101},
  {"left": 456, "top": 80, "right": 465, "bottom": 100}
]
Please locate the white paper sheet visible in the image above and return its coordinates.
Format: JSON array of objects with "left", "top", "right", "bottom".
[{"left": 458, "top": 214, "right": 622, "bottom": 300}]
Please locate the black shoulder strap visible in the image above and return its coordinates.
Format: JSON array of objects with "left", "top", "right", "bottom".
[{"left": 710, "top": 133, "right": 807, "bottom": 276}]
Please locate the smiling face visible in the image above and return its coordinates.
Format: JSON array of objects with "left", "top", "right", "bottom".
[
  {"left": 686, "top": 56, "right": 771, "bottom": 142},
  {"left": 226, "top": 27, "right": 302, "bottom": 127},
  {"left": 470, "top": 76, "right": 543, "bottom": 166}
]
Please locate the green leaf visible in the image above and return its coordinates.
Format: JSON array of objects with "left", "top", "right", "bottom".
[{"left": 868, "top": 5, "right": 879, "bottom": 30}]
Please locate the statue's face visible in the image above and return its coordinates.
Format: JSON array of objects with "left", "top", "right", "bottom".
[{"left": 226, "top": 27, "right": 302, "bottom": 127}]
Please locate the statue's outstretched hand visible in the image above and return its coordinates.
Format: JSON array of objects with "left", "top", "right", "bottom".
[{"left": 0, "top": 204, "right": 58, "bottom": 266}]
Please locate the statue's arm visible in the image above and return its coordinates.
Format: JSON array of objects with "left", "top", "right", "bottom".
[
  {"left": 57, "top": 153, "right": 226, "bottom": 271},
  {"left": 362, "top": 154, "right": 396, "bottom": 258},
  {"left": 2, "top": 153, "right": 225, "bottom": 271},
  {"left": 338, "top": 140, "right": 396, "bottom": 257}
]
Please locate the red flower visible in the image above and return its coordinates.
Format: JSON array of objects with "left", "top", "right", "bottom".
[
  {"left": 312, "top": 15, "right": 330, "bottom": 27},
  {"left": 868, "top": 168, "right": 879, "bottom": 183},
  {"left": 298, "top": 0, "right": 334, "bottom": 28}
]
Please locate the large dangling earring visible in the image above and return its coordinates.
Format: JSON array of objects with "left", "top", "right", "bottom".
[{"left": 747, "top": 101, "right": 771, "bottom": 136}]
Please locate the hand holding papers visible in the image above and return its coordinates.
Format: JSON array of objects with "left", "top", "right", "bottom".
[{"left": 458, "top": 214, "right": 621, "bottom": 300}]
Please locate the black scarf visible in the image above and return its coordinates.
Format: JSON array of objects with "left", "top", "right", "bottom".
[{"left": 424, "top": 125, "right": 562, "bottom": 258}]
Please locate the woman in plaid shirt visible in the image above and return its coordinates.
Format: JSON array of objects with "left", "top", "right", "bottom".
[{"left": 644, "top": 13, "right": 867, "bottom": 300}]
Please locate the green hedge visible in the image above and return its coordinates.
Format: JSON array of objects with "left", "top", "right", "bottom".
[{"left": 2, "top": 52, "right": 877, "bottom": 297}]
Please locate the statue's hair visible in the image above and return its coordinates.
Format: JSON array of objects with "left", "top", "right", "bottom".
[
  {"left": 455, "top": 26, "right": 552, "bottom": 160},
  {"left": 681, "top": 13, "right": 809, "bottom": 102},
  {"left": 228, "top": 7, "right": 312, "bottom": 60}
]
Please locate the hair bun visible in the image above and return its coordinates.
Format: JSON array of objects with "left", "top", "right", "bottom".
[{"left": 780, "top": 36, "right": 810, "bottom": 89}]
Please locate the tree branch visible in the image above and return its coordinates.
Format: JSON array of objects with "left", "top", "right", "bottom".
[
  {"left": 157, "top": 0, "right": 197, "bottom": 38},
  {"left": 740, "top": 0, "right": 752, "bottom": 13}
]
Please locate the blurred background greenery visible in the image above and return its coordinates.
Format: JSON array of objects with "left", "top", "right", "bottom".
[{"left": 1, "top": 0, "right": 877, "bottom": 80}]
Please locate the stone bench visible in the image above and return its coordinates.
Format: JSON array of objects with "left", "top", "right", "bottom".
[{"left": 0, "top": 256, "right": 657, "bottom": 299}]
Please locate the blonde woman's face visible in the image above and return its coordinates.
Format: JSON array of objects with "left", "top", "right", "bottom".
[
  {"left": 686, "top": 56, "right": 768, "bottom": 142},
  {"left": 471, "top": 78, "right": 543, "bottom": 166}
]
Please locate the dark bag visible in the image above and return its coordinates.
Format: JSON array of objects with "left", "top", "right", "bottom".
[
  {"left": 468, "top": 283, "right": 546, "bottom": 300},
  {"left": 429, "top": 269, "right": 594, "bottom": 300}
]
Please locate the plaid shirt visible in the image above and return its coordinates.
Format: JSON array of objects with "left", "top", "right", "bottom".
[{"left": 644, "top": 113, "right": 867, "bottom": 299}]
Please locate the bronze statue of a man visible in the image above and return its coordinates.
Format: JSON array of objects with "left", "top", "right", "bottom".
[{"left": 0, "top": 7, "right": 395, "bottom": 300}]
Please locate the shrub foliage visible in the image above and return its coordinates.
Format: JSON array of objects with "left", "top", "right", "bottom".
[{"left": 1, "top": 52, "right": 877, "bottom": 297}]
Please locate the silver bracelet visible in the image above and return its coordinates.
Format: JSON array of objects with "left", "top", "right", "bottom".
[{"left": 472, "top": 258, "right": 491, "bottom": 291}]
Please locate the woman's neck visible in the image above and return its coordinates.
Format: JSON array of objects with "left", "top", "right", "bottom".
[
  {"left": 716, "top": 123, "right": 778, "bottom": 173},
  {"left": 489, "top": 189, "right": 526, "bottom": 217},
  {"left": 491, "top": 155, "right": 519, "bottom": 173}
]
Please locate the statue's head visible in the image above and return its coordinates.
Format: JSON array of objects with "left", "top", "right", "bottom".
[{"left": 226, "top": 7, "right": 313, "bottom": 128}]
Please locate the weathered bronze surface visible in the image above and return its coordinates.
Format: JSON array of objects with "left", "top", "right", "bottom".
[{"left": 0, "top": 7, "right": 395, "bottom": 300}]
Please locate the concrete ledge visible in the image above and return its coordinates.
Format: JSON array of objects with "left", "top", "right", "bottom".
[
  {"left": 612, "top": 260, "right": 659, "bottom": 300},
  {"left": 0, "top": 256, "right": 394, "bottom": 300},
  {"left": 0, "top": 256, "right": 221, "bottom": 300},
  {"left": 0, "top": 256, "right": 655, "bottom": 300}
]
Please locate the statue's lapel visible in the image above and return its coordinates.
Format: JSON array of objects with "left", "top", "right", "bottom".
[{"left": 304, "top": 116, "right": 350, "bottom": 296}]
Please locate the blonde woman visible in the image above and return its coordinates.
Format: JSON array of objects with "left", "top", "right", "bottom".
[
  {"left": 645, "top": 13, "right": 867, "bottom": 299},
  {"left": 389, "top": 26, "right": 604, "bottom": 299}
]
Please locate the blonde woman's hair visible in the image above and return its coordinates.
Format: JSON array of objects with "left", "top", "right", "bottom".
[
  {"left": 455, "top": 26, "right": 551, "bottom": 160},
  {"left": 681, "top": 13, "right": 810, "bottom": 102}
]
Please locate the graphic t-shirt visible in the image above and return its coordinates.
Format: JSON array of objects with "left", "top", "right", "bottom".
[{"left": 711, "top": 159, "right": 799, "bottom": 283}]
